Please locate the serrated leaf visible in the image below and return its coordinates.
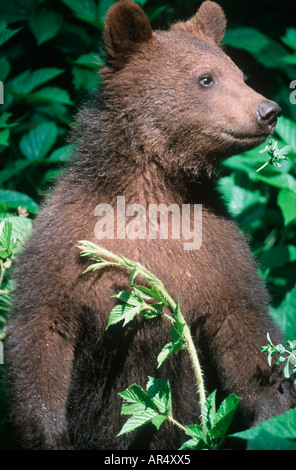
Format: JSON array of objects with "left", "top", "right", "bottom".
[
  {"left": 0, "top": 190, "right": 38, "bottom": 214},
  {"left": 173, "top": 301, "right": 186, "bottom": 333},
  {"left": 0, "top": 56, "right": 10, "bottom": 81},
  {"left": 0, "top": 220, "right": 13, "bottom": 253},
  {"left": 146, "top": 377, "right": 172, "bottom": 415},
  {"left": 151, "top": 414, "right": 167, "bottom": 430},
  {"left": 106, "top": 304, "right": 138, "bottom": 329},
  {"left": 97, "top": 0, "right": 115, "bottom": 23},
  {"left": 179, "top": 438, "right": 206, "bottom": 450},
  {"left": 210, "top": 394, "right": 241, "bottom": 439},
  {"left": 75, "top": 52, "right": 100, "bottom": 70},
  {"left": 48, "top": 144, "right": 75, "bottom": 162},
  {"left": 117, "top": 409, "right": 159, "bottom": 436},
  {"left": 7, "top": 68, "right": 64, "bottom": 95},
  {"left": 118, "top": 383, "right": 160, "bottom": 436},
  {"left": 28, "top": 10, "right": 61, "bottom": 45},
  {"left": 201, "top": 390, "right": 217, "bottom": 431},
  {"left": 0, "top": 113, "right": 17, "bottom": 129},
  {"left": 28, "top": 86, "right": 73, "bottom": 105},
  {"left": 185, "top": 424, "right": 203, "bottom": 439},
  {"left": 119, "top": 384, "right": 156, "bottom": 410},
  {"left": 231, "top": 407, "right": 296, "bottom": 448},
  {"left": 121, "top": 401, "right": 149, "bottom": 416},
  {"left": 284, "top": 359, "right": 291, "bottom": 378},
  {"left": 133, "top": 284, "right": 168, "bottom": 305},
  {"left": 0, "top": 21, "right": 21, "bottom": 47},
  {"left": 157, "top": 328, "right": 186, "bottom": 368},
  {"left": 277, "top": 189, "right": 296, "bottom": 225},
  {"left": 61, "top": 0, "right": 98, "bottom": 27},
  {"left": 72, "top": 66, "right": 99, "bottom": 92},
  {"left": 0, "top": 129, "right": 9, "bottom": 146},
  {"left": 270, "top": 284, "right": 296, "bottom": 340},
  {"left": 19, "top": 122, "right": 58, "bottom": 160}
]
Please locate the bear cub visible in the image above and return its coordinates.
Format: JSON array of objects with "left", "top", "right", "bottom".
[{"left": 6, "top": 0, "right": 295, "bottom": 450}]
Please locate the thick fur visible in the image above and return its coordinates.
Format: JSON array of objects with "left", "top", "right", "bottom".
[{"left": 6, "top": 1, "right": 295, "bottom": 450}]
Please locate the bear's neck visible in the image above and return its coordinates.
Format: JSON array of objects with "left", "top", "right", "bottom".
[{"left": 68, "top": 93, "right": 223, "bottom": 208}]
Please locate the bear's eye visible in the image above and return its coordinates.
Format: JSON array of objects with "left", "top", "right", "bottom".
[{"left": 198, "top": 74, "right": 214, "bottom": 88}]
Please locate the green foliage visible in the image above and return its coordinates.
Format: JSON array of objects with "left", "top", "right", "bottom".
[
  {"left": 261, "top": 332, "right": 296, "bottom": 378},
  {"left": 231, "top": 408, "right": 296, "bottom": 450},
  {"left": 79, "top": 241, "right": 241, "bottom": 450},
  {"left": 1, "top": 0, "right": 296, "bottom": 451}
]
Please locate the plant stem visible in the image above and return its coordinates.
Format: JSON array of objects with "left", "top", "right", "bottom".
[
  {"left": 167, "top": 415, "right": 187, "bottom": 433},
  {"left": 78, "top": 241, "right": 208, "bottom": 424},
  {"left": 256, "top": 161, "right": 269, "bottom": 172}
]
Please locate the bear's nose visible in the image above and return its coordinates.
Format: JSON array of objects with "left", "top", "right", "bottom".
[{"left": 256, "top": 102, "right": 282, "bottom": 125}]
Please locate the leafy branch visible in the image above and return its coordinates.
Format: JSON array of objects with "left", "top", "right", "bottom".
[
  {"left": 256, "top": 138, "right": 291, "bottom": 172},
  {"left": 78, "top": 240, "right": 241, "bottom": 450},
  {"left": 261, "top": 332, "right": 296, "bottom": 378}
]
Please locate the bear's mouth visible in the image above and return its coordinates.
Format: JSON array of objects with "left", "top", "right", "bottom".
[
  {"left": 230, "top": 132, "right": 269, "bottom": 141},
  {"left": 223, "top": 130, "right": 272, "bottom": 144}
]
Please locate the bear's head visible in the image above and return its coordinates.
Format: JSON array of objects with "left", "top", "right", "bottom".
[{"left": 102, "top": 0, "right": 281, "bottom": 177}]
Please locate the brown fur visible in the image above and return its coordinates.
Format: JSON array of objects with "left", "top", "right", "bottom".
[{"left": 6, "top": 1, "right": 295, "bottom": 450}]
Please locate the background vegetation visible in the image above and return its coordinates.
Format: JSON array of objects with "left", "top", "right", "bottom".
[{"left": 0, "top": 0, "right": 295, "bottom": 450}]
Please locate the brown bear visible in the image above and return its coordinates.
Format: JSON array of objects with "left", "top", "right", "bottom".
[{"left": 6, "top": 0, "right": 295, "bottom": 450}]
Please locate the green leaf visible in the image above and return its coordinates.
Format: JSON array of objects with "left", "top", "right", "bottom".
[
  {"left": 185, "top": 424, "right": 203, "bottom": 439},
  {"left": 106, "top": 304, "right": 138, "bottom": 329},
  {"left": 133, "top": 284, "right": 168, "bottom": 306},
  {"left": 210, "top": 394, "right": 241, "bottom": 439},
  {"left": 0, "top": 56, "right": 10, "bottom": 81},
  {"left": 0, "top": 216, "right": 32, "bottom": 257},
  {"left": 117, "top": 409, "right": 159, "bottom": 436},
  {"left": 28, "top": 86, "right": 73, "bottom": 105},
  {"left": 7, "top": 68, "right": 64, "bottom": 95},
  {"left": 97, "top": 0, "right": 115, "bottom": 24},
  {"left": 201, "top": 390, "right": 217, "bottom": 432},
  {"left": 28, "top": 10, "right": 62, "bottom": 45},
  {"left": 48, "top": 144, "right": 75, "bottom": 162},
  {"left": 151, "top": 414, "right": 167, "bottom": 430},
  {"left": 118, "top": 384, "right": 156, "bottom": 410},
  {"left": 19, "top": 122, "right": 58, "bottom": 160},
  {"left": 0, "top": 113, "right": 17, "bottom": 129},
  {"left": 259, "top": 244, "right": 296, "bottom": 270},
  {"left": 270, "top": 284, "right": 296, "bottom": 341},
  {"left": 219, "top": 174, "right": 266, "bottom": 217},
  {"left": 254, "top": 172, "right": 296, "bottom": 193},
  {"left": 0, "top": 220, "right": 14, "bottom": 256},
  {"left": 231, "top": 408, "right": 296, "bottom": 450},
  {"left": 0, "top": 21, "right": 21, "bottom": 47},
  {"left": 118, "top": 383, "right": 161, "bottom": 436},
  {"left": 61, "top": 0, "right": 98, "bottom": 27},
  {"left": 6, "top": 216, "right": 31, "bottom": 239},
  {"left": 0, "top": 129, "right": 9, "bottom": 146},
  {"left": 275, "top": 116, "right": 296, "bottom": 153},
  {"left": 74, "top": 52, "right": 100, "bottom": 70},
  {"left": 72, "top": 66, "right": 99, "bottom": 92},
  {"left": 224, "top": 27, "right": 287, "bottom": 69},
  {"left": 173, "top": 301, "right": 186, "bottom": 334},
  {"left": 0, "top": 190, "right": 38, "bottom": 214},
  {"left": 146, "top": 377, "right": 172, "bottom": 415},
  {"left": 157, "top": 324, "right": 186, "bottom": 368},
  {"left": 224, "top": 27, "right": 270, "bottom": 55},
  {"left": 281, "top": 28, "right": 296, "bottom": 51},
  {"left": 179, "top": 437, "right": 207, "bottom": 450},
  {"left": 277, "top": 189, "right": 296, "bottom": 225}
]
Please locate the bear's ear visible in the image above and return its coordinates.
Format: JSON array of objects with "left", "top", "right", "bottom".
[
  {"left": 104, "top": 0, "right": 153, "bottom": 69},
  {"left": 174, "top": 1, "right": 226, "bottom": 45}
]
